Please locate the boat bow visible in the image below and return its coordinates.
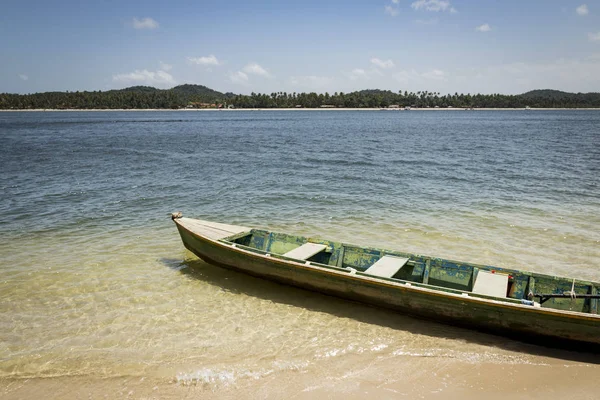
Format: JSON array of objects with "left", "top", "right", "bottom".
[{"left": 172, "top": 214, "right": 251, "bottom": 241}]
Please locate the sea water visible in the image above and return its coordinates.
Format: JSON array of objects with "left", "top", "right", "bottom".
[{"left": 1, "top": 110, "right": 599, "bottom": 399}]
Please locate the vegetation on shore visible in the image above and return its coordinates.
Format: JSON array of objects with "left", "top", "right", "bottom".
[{"left": 2, "top": 85, "right": 600, "bottom": 109}]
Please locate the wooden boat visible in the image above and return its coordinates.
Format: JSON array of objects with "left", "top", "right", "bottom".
[{"left": 172, "top": 214, "right": 600, "bottom": 350}]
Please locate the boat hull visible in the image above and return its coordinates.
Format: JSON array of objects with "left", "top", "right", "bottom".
[{"left": 175, "top": 220, "right": 600, "bottom": 351}]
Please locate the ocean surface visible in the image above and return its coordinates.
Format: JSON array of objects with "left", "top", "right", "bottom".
[{"left": 1, "top": 110, "right": 599, "bottom": 399}]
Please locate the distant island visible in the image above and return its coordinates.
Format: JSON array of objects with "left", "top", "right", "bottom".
[{"left": 1, "top": 85, "right": 600, "bottom": 110}]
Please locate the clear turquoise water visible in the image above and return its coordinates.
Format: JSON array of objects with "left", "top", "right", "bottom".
[{"left": 1, "top": 110, "right": 599, "bottom": 397}]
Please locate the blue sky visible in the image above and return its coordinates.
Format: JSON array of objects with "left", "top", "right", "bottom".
[{"left": 1, "top": 0, "right": 599, "bottom": 94}]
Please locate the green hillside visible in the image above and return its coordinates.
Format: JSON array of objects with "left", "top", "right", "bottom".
[
  {"left": 113, "top": 86, "right": 160, "bottom": 93},
  {"left": 519, "top": 89, "right": 600, "bottom": 108},
  {"left": 0, "top": 84, "right": 229, "bottom": 109},
  {"left": 2, "top": 85, "right": 600, "bottom": 109}
]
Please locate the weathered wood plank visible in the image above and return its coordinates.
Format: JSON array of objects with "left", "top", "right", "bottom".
[
  {"left": 472, "top": 271, "right": 509, "bottom": 298},
  {"left": 177, "top": 217, "right": 251, "bottom": 240},
  {"left": 527, "top": 276, "right": 536, "bottom": 299},
  {"left": 283, "top": 243, "right": 327, "bottom": 260},
  {"left": 336, "top": 246, "right": 346, "bottom": 268},
  {"left": 422, "top": 258, "right": 431, "bottom": 284},
  {"left": 365, "top": 255, "right": 409, "bottom": 278}
]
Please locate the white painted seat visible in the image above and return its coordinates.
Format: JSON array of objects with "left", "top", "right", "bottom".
[
  {"left": 364, "top": 255, "right": 410, "bottom": 278},
  {"left": 283, "top": 243, "right": 327, "bottom": 260},
  {"left": 472, "top": 270, "right": 509, "bottom": 298}
]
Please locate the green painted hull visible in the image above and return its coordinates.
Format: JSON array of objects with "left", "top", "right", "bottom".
[{"left": 174, "top": 218, "right": 600, "bottom": 351}]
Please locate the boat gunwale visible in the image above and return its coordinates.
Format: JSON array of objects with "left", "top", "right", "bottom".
[
  {"left": 243, "top": 228, "right": 600, "bottom": 290},
  {"left": 174, "top": 218, "right": 600, "bottom": 322},
  {"left": 216, "top": 238, "right": 534, "bottom": 306}
]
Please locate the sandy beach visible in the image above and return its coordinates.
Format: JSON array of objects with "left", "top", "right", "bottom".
[{"left": 3, "top": 355, "right": 599, "bottom": 400}]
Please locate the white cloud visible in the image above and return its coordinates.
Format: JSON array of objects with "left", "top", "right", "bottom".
[
  {"left": 18, "top": 74, "right": 28, "bottom": 81},
  {"left": 330, "top": 56, "right": 599, "bottom": 94},
  {"left": 346, "top": 68, "right": 370, "bottom": 80},
  {"left": 132, "top": 17, "right": 159, "bottom": 30},
  {"left": 351, "top": 68, "right": 367, "bottom": 78},
  {"left": 476, "top": 24, "right": 491, "bottom": 32},
  {"left": 371, "top": 58, "right": 395, "bottom": 69},
  {"left": 344, "top": 66, "right": 389, "bottom": 81},
  {"left": 112, "top": 69, "right": 175, "bottom": 87},
  {"left": 159, "top": 62, "right": 172, "bottom": 71},
  {"left": 589, "top": 32, "right": 600, "bottom": 42},
  {"left": 242, "top": 63, "right": 271, "bottom": 77},
  {"left": 392, "top": 0, "right": 400, "bottom": 3},
  {"left": 290, "top": 75, "right": 332, "bottom": 89},
  {"left": 453, "top": 57, "right": 600, "bottom": 94},
  {"left": 188, "top": 55, "right": 220, "bottom": 66},
  {"left": 392, "top": 68, "right": 447, "bottom": 85},
  {"left": 411, "top": 0, "right": 453, "bottom": 12},
  {"left": 229, "top": 71, "right": 249, "bottom": 85},
  {"left": 385, "top": 5, "right": 399, "bottom": 16},
  {"left": 576, "top": 4, "right": 589, "bottom": 16},
  {"left": 421, "top": 69, "right": 447, "bottom": 80},
  {"left": 227, "top": 63, "right": 271, "bottom": 85}
]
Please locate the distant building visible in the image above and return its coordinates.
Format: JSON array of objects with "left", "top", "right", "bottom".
[
  {"left": 388, "top": 105, "right": 400, "bottom": 109},
  {"left": 320, "top": 104, "right": 335, "bottom": 108}
]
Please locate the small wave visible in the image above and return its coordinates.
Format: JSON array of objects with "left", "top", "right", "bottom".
[
  {"left": 176, "top": 368, "right": 236, "bottom": 388},
  {"left": 302, "top": 157, "right": 377, "bottom": 167},
  {"left": 175, "top": 360, "right": 310, "bottom": 388},
  {"left": 315, "top": 342, "right": 390, "bottom": 359},
  {"left": 392, "top": 349, "right": 442, "bottom": 358},
  {"left": 390, "top": 347, "right": 552, "bottom": 366}
]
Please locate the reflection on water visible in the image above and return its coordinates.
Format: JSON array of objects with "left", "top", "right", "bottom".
[{"left": 1, "top": 110, "right": 599, "bottom": 398}]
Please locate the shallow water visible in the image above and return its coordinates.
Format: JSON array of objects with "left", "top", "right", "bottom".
[{"left": 1, "top": 110, "right": 599, "bottom": 399}]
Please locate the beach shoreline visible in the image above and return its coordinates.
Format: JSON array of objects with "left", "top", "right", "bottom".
[{"left": 2, "top": 107, "right": 600, "bottom": 112}]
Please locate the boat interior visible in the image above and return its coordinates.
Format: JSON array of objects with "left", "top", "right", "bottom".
[{"left": 222, "top": 229, "right": 599, "bottom": 314}]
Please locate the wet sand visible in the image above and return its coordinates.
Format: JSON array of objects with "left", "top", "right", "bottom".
[{"left": 2, "top": 340, "right": 599, "bottom": 399}]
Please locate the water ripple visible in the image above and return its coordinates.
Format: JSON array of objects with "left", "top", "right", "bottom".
[{"left": 1, "top": 110, "right": 599, "bottom": 388}]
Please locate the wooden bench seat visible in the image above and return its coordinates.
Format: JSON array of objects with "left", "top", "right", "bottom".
[
  {"left": 283, "top": 243, "right": 327, "bottom": 260},
  {"left": 364, "top": 255, "right": 410, "bottom": 278},
  {"left": 472, "top": 270, "right": 509, "bottom": 298}
]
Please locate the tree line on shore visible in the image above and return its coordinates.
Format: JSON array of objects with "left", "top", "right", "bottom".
[{"left": 1, "top": 85, "right": 599, "bottom": 109}]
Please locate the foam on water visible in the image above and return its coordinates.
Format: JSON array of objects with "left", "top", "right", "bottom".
[{"left": 175, "top": 359, "right": 311, "bottom": 389}]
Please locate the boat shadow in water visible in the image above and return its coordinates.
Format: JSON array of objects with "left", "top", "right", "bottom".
[{"left": 161, "top": 257, "right": 600, "bottom": 364}]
